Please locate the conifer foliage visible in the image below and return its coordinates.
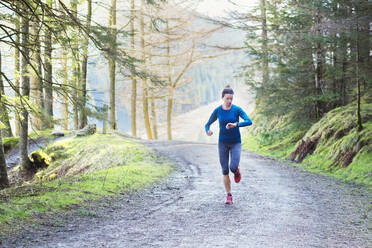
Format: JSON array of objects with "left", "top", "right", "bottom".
[{"left": 242, "top": 0, "right": 371, "bottom": 124}]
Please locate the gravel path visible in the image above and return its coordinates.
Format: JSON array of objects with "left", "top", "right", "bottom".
[{"left": 3, "top": 138, "right": 371, "bottom": 248}]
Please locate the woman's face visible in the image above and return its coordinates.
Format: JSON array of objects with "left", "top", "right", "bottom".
[{"left": 222, "top": 93, "right": 233, "bottom": 107}]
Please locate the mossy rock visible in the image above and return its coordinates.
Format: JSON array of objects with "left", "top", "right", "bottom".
[
  {"left": 76, "top": 124, "right": 96, "bottom": 136},
  {"left": 30, "top": 151, "right": 50, "bottom": 170}
]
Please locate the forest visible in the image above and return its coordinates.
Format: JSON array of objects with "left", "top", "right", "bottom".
[
  {"left": 0, "top": 0, "right": 238, "bottom": 188},
  {"left": 240, "top": 0, "right": 371, "bottom": 186},
  {"left": 0, "top": 1, "right": 371, "bottom": 244},
  {"left": 0, "top": 0, "right": 370, "bottom": 186}
]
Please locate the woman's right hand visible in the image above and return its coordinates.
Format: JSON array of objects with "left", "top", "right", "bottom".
[{"left": 207, "top": 130, "right": 213, "bottom": 136}]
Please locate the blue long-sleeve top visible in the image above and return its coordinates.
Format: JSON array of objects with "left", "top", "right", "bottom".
[{"left": 205, "top": 104, "right": 252, "bottom": 144}]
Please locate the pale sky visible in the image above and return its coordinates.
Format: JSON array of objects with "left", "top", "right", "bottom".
[{"left": 197, "top": 0, "right": 258, "bottom": 17}]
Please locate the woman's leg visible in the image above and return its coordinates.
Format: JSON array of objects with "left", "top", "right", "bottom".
[
  {"left": 223, "top": 174, "right": 231, "bottom": 193},
  {"left": 229, "top": 142, "right": 241, "bottom": 173},
  {"left": 218, "top": 143, "right": 230, "bottom": 193}
]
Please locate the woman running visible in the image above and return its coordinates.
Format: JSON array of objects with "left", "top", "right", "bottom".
[{"left": 205, "top": 84, "right": 252, "bottom": 204}]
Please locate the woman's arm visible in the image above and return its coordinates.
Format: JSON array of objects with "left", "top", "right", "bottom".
[
  {"left": 205, "top": 108, "right": 218, "bottom": 134},
  {"left": 237, "top": 107, "right": 252, "bottom": 127}
]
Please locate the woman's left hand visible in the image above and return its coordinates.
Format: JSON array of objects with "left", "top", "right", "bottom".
[{"left": 226, "top": 123, "right": 237, "bottom": 129}]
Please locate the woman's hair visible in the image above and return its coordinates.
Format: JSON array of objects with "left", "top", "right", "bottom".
[{"left": 222, "top": 83, "right": 234, "bottom": 98}]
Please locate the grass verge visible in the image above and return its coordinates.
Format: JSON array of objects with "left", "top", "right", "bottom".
[{"left": 0, "top": 133, "right": 173, "bottom": 234}]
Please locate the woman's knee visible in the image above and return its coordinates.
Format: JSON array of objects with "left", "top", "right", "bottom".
[{"left": 230, "top": 164, "right": 239, "bottom": 173}]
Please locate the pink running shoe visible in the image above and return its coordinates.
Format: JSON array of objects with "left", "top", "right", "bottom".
[
  {"left": 234, "top": 168, "right": 241, "bottom": 183},
  {"left": 225, "top": 193, "right": 233, "bottom": 204}
]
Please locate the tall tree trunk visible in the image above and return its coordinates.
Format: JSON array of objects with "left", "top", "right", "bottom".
[
  {"left": 0, "top": 131, "right": 9, "bottom": 189},
  {"left": 59, "top": 1, "right": 69, "bottom": 130},
  {"left": 35, "top": 22, "right": 44, "bottom": 128},
  {"left": 332, "top": 41, "right": 337, "bottom": 109},
  {"left": 148, "top": 28, "right": 157, "bottom": 139},
  {"left": 140, "top": 0, "right": 152, "bottom": 139},
  {"left": 0, "top": 51, "right": 13, "bottom": 137},
  {"left": 142, "top": 82, "right": 152, "bottom": 139},
  {"left": 356, "top": 52, "right": 362, "bottom": 131},
  {"left": 338, "top": 37, "right": 347, "bottom": 106},
  {"left": 166, "top": 20, "right": 172, "bottom": 140},
  {"left": 314, "top": 10, "right": 323, "bottom": 120},
  {"left": 109, "top": 0, "right": 117, "bottom": 130},
  {"left": 355, "top": 8, "right": 363, "bottom": 131},
  {"left": 71, "top": 0, "right": 79, "bottom": 130},
  {"left": 14, "top": 11, "right": 21, "bottom": 136},
  {"left": 44, "top": 0, "right": 54, "bottom": 129},
  {"left": 19, "top": 9, "right": 32, "bottom": 171},
  {"left": 130, "top": 0, "right": 137, "bottom": 137},
  {"left": 30, "top": 18, "right": 43, "bottom": 130},
  {"left": 62, "top": 50, "right": 69, "bottom": 130},
  {"left": 0, "top": 46, "right": 9, "bottom": 188},
  {"left": 167, "top": 86, "right": 174, "bottom": 140},
  {"left": 150, "top": 87, "right": 158, "bottom": 139},
  {"left": 341, "top": 59, "right": 347, "bottom": 105},
  {"left": 74, "top": 59, "right": 80, "bottom": 130},
  {"left": 79, "top": 0, "right": 92, "bottom": 129},
  {"left": 30, "top": 21, "right": 38, "bottom": 129}
]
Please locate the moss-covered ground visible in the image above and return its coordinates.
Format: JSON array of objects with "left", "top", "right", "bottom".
[
  {"left": 243, "top": 101, "right": 372, "bottom": 187},
  {"left": 0, "top": 133, "right": 172, "bottom": 233}
]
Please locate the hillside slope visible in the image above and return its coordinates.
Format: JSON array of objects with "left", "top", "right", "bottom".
[{"left": 243, "top": 100, "right": 372, "bottom": 186}]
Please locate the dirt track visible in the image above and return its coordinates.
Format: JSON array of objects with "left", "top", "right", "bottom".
[{"left": 3, "top": 138, "right": 372, "bottom": 248}]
